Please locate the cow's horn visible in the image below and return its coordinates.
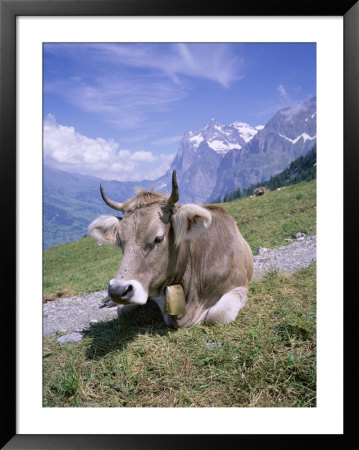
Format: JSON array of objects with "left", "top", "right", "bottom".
[
  {"left": 167, "top": 170, "right": 179, "bottom": 207},
  {"left": 100, "top": 184, "right": 124, "bottom": 211}
]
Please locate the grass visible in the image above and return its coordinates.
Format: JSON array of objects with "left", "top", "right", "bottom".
[
  {"left": 43, "top": 264, "right": 316, "bottom": 407},
  {"left": 43, "top": 180, "right": 316, "bottom": 300},
  {"left": 220, "top": 180, "right": 316, "bottom": 251},
  {"left": 43, "top": 235, "right": 122, "bottom": 301},
  {"left": 43, "top": 180, "right": 316, "bottom": 407}
]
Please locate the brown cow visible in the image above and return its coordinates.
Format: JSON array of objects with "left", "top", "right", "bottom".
[{"left": 89, "top": 171, "right": 253, "bottom": 328}]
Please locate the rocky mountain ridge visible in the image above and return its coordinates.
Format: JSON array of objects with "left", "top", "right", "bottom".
[
  {"left": 211, "top": 97, "right": 316, "bottom": 200},
  {"left": 152, "top": 97, "right": 316, "bottom": 203}
]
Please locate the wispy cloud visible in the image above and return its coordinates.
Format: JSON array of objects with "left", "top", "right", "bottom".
[
  {"left": 280, "top": 102, "right": 309, "bottom": 120},
  {"left": 52, "top": 43, "right": 244, "bottom": 88},
  {"left": 277, "top": 84, "right": 289, "bottom": 100},
  {"left": 151, "top": 135, "right": 182, "bottom": 146},
  {"left": 43, "top": 115, "right": 174, "bottom": 181},
  {"left": 45, "top": 74, "right": 187, "bottom": 130},
  {"left": 44, "top": 43, "right": 244, "bottom": 130}
]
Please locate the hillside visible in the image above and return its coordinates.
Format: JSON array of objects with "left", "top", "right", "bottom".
[
  {"left": 218, "top": 146, "right": 316, "bottom": 202},
  {"left": 43, "top": 166, "right": 153, "bottom": 249},
  {"left": 43, "top": 180, "right": 316, "bottom": 300}
]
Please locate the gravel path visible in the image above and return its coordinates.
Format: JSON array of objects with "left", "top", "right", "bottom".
[
  {"left": 253, "top": 234, "right": 316, "bottom": 279},
  {"left": 43, "top": 235, "right": 316, "bottom": 340}
]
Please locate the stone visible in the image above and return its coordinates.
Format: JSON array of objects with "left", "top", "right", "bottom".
[
  {"left": 256, "top": 246, "right": 269, "bottom": 256},
  {"left": 253, "top": 186, "right": 270, "bottom": 197},
  {"left": 292, "top": 232, "right": 306, "bottom": 240},
  {"left": 56, "top": 332, "right": 84, "bottom": 344}
]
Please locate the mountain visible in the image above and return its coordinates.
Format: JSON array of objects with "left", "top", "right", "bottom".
[
  {"left": 151, "top": 118, "right": 263, "bottom": 203},
  {"left": 43, "top": 98, "right": 316, "bottom": 249},
  {"left": 210, "top": 97, "right": 316, "bottom": 200},
  {"left": 43, "top": 166, "right": 155, "bottom": 249},
  {"left": 217, "top": 146, "right": 317, "bottom": 203}
]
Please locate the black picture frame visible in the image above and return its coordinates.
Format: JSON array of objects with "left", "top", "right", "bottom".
[{"left": 1, "top": 0, "right": 357, "bottom": 448}]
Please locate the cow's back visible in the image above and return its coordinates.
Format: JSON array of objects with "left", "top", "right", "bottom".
[{"left": 181, "top": 204, "right": 253, "bottom": 312}]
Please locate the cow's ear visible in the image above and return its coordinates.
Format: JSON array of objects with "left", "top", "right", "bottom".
[
  {"left": 172, "top": 204, "right": 212, "bottom": 246},
  {"left": 88, "top": 215, "right": 121, "bottom": 245}
]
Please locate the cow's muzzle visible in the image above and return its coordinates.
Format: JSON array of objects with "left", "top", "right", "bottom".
[{"left": 108, "top": 279, "right": 148, "bottom": 305}]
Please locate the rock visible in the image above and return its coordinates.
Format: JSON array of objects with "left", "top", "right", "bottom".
[
  {"left": 56, "top": 332, "right": 84, "bottom": 344},
  {"left": 256, "top": 246, "right": 269, "bottom": 255},
  {"left": 292, "top": 232, "right": 306, "bottom": 240},
  {"left": 253, "top": 186, "right": 270, "bottom": 197}
]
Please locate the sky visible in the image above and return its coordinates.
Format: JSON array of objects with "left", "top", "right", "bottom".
[{"left": 43, "top": 43, "right": 316, "bottom": 181}]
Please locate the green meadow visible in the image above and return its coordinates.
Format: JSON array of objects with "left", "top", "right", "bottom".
[{"left": 43, "top": 181, "right": 316, "bottom": 407}]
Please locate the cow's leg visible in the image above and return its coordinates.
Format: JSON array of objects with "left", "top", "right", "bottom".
[
  {"left": 205, "top": 287, "right": 248, "bottom": 324},
  {"left": 151, "top": 296, "right": 172, "bottom": 327}
]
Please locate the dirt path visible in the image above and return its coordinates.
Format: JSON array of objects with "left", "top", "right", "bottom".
[{"left": 252, "top": 235, "right": 316, "bottom": 279}]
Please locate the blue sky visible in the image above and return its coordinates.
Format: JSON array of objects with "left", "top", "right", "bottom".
[{"left": 43, "top": 43, "right": 316, "bottom": 181}]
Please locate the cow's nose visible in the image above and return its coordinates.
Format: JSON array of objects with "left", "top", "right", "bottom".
[{"left": 108, "top": 279, "right": 133, "bottom": 301}]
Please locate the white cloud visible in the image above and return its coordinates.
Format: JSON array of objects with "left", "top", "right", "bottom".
[
  {"left": 280, "top": 102, "right": 309, "bottom": 121},
  {"left": 130, "top": 151, "right": 156, "bottom": 162},
  {"left": 277, "top": 84, "right": 289, "bottom": 100},
  {"left": 43, "top": 115, "right": 174, "bottom": 181}
]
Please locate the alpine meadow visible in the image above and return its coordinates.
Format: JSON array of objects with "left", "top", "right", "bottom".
[
  {"left": 43, "top": 43, "right": 317, "bottom": 409},
  {"left": 43, "top": 181, "right": 316, "bottom": 407}
]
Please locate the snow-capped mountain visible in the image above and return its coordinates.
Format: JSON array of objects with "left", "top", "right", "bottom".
[
  {"left": 152, "top": 118, "right": 263, "bottom": 203},
  {"left": 231, "top": 122, "right": 264, "bottom": 144},
  {"left": 185, "top": 118, "right": 262, "bottom": 156},
  {"left": 210, "top": 97, "right": 317, "bottom": 200},
  {"left": 153, "top": 98, "right": 316, "bottom": 204}
]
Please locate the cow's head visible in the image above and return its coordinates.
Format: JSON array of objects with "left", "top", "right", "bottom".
[{"left": 88, "top": 171, "right": 212, "bottom": 305}]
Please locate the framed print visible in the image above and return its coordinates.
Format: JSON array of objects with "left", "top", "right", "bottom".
[{"left": 1, "top": 0, "right": 357, "bottom": 448}]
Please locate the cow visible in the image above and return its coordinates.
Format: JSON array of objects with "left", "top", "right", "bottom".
[{"left": 88, "top": 171, "right": 253, "bottom": 328}]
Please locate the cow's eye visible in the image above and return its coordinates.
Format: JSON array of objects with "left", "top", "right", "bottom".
[
  {"left": 153, "top": 236, "right": 163, "bottom": 245},
  {"left": 149, "top": 235, "right": 164, "bottom": 250}
]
